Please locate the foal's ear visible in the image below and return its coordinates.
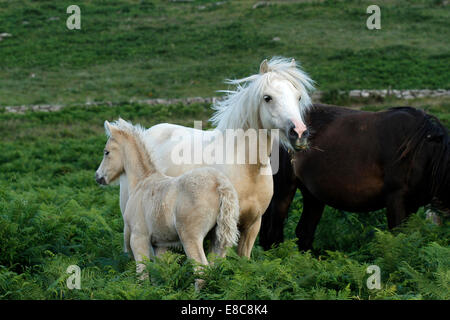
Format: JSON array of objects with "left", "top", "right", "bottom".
[
  {"left": 104, "top": 120, "right": 112, "bottom": 137},
  {"left": 259, "top": 59, "right": 269, "bottom": 74}
]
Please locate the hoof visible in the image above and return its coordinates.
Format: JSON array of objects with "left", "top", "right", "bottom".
[{"left": 194, "top": 279, "right": 206, "bottom": 291}]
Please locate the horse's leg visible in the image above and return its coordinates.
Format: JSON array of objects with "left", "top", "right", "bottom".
[
  {"left": 295, "top": 188, "right": 325, "bottom": 251},
  {"left": 260, "top": 147, "right": 298, "bottom": 250},
  {"left": 177, "top": 227, "right": 209, "bottom": 290},
  {"left": 123, "top": 223, "right": 131, "bottom": 254},
  {"left": 259, "top": 183, "right": 298, "bottom": 250},
  {"left": 386, "top": 192, "right": 408, "bottom": 229},
  {"left": 237, "top": 216, "right": 262, "bottom": 258},
  {"left": 130, "top": 232, "right": 151, "bottom": 279},
  {"left": 182, "top": 239, "right": 209, "bottom": 266},
  {"left": 154, "top": 246, "right": 168, "bottom": 257}
]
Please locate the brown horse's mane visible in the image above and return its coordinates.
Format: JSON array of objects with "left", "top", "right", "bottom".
[
  {"left": 308, "top": 104, "right": 356, "bottom": 125},
  {"left": 395, "top": 107, "right": 449, "bottom": 197},
  {"left": 306, "top": 104, "right": 359, "bottom": 142}
]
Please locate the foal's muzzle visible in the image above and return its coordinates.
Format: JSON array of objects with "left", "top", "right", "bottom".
[{"left": 95, "top": 172, "right": 107, "bottom": 185}]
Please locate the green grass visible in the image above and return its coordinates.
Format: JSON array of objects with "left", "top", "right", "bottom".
[
  {"left": 0, "top": 99, "right": 448, "bottom": 300},
  {"left": 0, "top": 0, "right": 449, "bottom": 300},
  {"left": 0, "top": 0, "right": 449, "bottom": 106}
]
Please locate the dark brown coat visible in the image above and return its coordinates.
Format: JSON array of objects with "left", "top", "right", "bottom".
[{"left": 260, "top": 104, "right": 449, "bottom": 251}]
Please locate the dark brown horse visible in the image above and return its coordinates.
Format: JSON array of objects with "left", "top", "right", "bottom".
[{"left": 260, "top": 104, "right": 449, "bottom": 251}]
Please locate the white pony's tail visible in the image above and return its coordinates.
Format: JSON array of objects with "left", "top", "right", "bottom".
[{"left": 214, "top": 173, "right": 240, "bottom": 256}]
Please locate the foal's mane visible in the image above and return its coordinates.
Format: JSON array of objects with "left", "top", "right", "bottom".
[
  {"left": 396, "top": 107, "right": 449, "bottom": 196},
  {"left": 210, "top": 57, "right": 315, "bottom": 131},
  {"left": 107, "top": 118, "right": 158, "bottom": 175}
]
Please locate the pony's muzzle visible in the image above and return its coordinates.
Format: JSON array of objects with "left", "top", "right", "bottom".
[
  {"left": 288, "top": 126, "right": 298, "bottom": 140},
  {"left": 287, "top": 122, "right": 299, "bottom": 144},
  {"left": 287, "top": 122, "right": 309, "bottom": 151},
  {"left": 297, "top": 130, "right": 310, "bottom": 151},
  {"left": 95, "top": 172, "right": 107, "bottom": 185}
]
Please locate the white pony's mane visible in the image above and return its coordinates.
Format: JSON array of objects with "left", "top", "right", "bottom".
[{"left": 210, "top": 56, "right": 315, "bottom": 131}]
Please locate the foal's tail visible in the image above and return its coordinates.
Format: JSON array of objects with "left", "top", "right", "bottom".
[{"left": 215, "top": 174, "right": 240, "bottom": 254}]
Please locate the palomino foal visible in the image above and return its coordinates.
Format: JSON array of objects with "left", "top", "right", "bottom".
[{"left": 95, "top": 119, "right": 240, "bottom": 285}]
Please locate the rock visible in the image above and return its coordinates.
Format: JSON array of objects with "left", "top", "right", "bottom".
[
  {"left": 361, "top": 90, "right": 370, "bottom": 98},
  {"left": 401, "top": 90, "right": 414, "bottom": 99},
  {"left": 415, "top": 92, "right": 425, "bottom": 98},
  {"left": 425, "top": 209, "right": 442, "bottom": 226},
  {"left": 49, "top": 105, "right": 62, "bottom": 111},
  {"left": 431, "top": 89, "right": 448, "bottom": 97},
  {"left": 349, "top": 90, "right": 361, "bottom": 98},
  {"left": 391, "top": 89, "right": 401, "bottom": 98},
  {"left": 0, "top": 32, "right": 11, "bottom": 41},
  {"left": 253, "top": 1, "right": 270, "bottom": 9}
]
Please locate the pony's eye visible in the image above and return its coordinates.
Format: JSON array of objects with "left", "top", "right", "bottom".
[
  {"left": 104, "top": 150, "right": 110, "bottom": 156},
  {"left": 263, "top": 95, "right": 272, "bottom": 103},
  {"left": 299, "top": 96, "right": 302, "bottom": 101}
]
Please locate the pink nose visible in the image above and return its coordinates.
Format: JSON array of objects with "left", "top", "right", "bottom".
[{"left": 291, "top": 118, "right": 307, "bottom": 136}]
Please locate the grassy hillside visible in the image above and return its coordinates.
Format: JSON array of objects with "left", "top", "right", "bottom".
[
  {"left": 0, "top": 100, "right": 448, "bottom": 300},
  {"left": 0, "top": 0, "right": 449, "bottom": 106},
  {"left": 0, "top": 0, "right": 449, "bottom": 300}
]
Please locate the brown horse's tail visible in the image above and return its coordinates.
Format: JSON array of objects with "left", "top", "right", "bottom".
[{"left": 214, "top": 173, "right": 240, "bottom": 256}]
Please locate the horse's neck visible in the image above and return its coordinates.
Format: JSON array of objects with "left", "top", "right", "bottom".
[
  {"left": 121, "top": 136, "right": 158, "bottom": 191},
  {"left": 255, "top": 130, "right": 273, "bottom": 167},
  {"left": 219, "top": 127, "right": 273, "bottom": 168}
]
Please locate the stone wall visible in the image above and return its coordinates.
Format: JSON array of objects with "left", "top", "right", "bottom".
[{"left": 2, "top": 89, "right": 449, "bottom": 114}]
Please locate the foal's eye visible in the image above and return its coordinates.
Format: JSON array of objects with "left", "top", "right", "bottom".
[
  {"left": 263, "top": 95, "right": 272, "bottom": 103},
  {"left": 104, "top": 150, "right": 110, "bottom": 156},
  {"left": 299, "top": 96, "right": 302, "bottom": 101}
]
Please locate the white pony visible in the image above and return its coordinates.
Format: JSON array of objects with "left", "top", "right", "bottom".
[
  {"left": 95, "top": 119, "right": 240, "bottom": 286},
  {"left": 120, "top": 57, "right": 315, "bottom": 258}
]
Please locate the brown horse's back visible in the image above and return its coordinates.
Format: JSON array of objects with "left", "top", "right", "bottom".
[{"left": 296, "top": 105, "right": 429, "bottom": 211}]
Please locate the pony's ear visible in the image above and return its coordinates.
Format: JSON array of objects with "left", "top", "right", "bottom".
[
  {"left": 104, "top": 120, "right": 112, "bottom": 137},
  {"left": 259, "top": 59, "right": 269, "bottom": 74},
  {"left": 290, "top": 58, "right": 296, "bottom": 67}
]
